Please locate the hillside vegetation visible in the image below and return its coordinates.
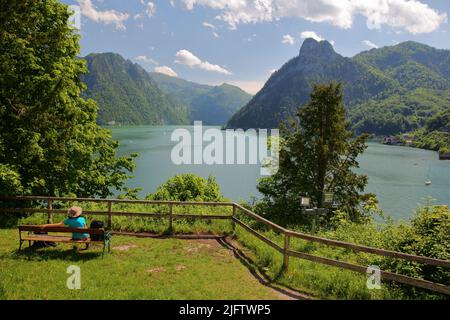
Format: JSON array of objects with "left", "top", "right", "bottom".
[
  {"left": 227, "top": 39, "right": 450, "bottom": 137},
  {"left": 408, "top": 109, "right": 450, "bottom": 152},
  {"left": 82, "top": 53, "right": 189, "bottom": 126}
]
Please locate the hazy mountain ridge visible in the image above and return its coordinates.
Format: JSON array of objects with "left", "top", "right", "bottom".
[
  {"left": 226, "top": 39, "right": 450, "bottom": 135},
  {"left": 150, "top": 72, "right": 252, "bottom": 125}
]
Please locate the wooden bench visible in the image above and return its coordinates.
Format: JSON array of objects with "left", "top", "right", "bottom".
[{"left": 18, "top": 225, "right": 112, "bottom": 256}]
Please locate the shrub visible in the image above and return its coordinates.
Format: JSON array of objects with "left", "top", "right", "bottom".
[{"left": 147, "top": 174, "right": 225, "bottom": 202}]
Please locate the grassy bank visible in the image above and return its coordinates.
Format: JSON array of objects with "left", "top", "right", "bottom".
[{"left": 0, "top": 228, "right": 284, "bottom": 300}]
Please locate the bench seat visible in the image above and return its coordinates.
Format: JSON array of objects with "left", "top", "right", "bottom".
[
  {"left": 18, "top": 225, "right": 112, "bottom": 256},
  {"left": 21, "top": 234, "right": 103, "bottom": 244}
]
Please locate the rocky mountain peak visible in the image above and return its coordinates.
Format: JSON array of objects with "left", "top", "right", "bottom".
[{"left": 299, "top": 38, "right": 337, "bottom": 60}]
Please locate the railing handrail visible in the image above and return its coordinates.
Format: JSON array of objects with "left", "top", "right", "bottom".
[
  {"left": 0, "top": 195, "right": 233, "bottom": 206},
  {"left": 1, "top": 195, "right": 449, "bottom": 267},
  {"left": 1, "top": 195, "right": 449, "bottom": 295}
]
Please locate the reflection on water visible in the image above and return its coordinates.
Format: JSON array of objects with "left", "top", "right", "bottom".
[{"left": 111, "top": 126, "right": 450, "bottom": 220}]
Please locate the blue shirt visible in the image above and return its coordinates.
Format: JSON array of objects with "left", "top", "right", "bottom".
[{"left": 64, "top": 216, "right": 89, "bottom": 240}]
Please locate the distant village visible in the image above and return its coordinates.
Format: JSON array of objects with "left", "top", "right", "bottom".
[{"left": 383, "top": 135, "right": 450, "bottom": 160}]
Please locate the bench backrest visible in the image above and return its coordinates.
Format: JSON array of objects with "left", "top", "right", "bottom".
[{"left": 19, "top": 225, "right": 105, "bottom": 235}]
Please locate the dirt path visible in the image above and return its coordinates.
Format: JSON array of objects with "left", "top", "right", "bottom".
[{"left": 218, "top": 237, "right": 313, "bottom": 300}]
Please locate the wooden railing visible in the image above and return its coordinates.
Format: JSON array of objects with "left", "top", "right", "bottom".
[{"left": 1, "top": 195, "right": 449, "bottom": 296}]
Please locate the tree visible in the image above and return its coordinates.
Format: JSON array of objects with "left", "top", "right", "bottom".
[
  {"left": 148, "top": 174, "right": 224, "bottom": 202},
  {"left": 257, "top": 83, "right": 369, "bottom": 225},
  {"left": 0, "top": 0, "right": 136, "bottom": 197}
]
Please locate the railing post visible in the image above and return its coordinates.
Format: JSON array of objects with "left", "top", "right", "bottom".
[
  {"left": 168, "top": 203, "right": 173, "bottom": 234},
  {"left": 283, "top": 232, "right": 290, "bottom": 270},
  {"left": 107, "top": 201, "right": 113, "bottom": 230},
  {"left": 231, "top": 203, "right": 237, "bottom": 234},
  {"left": 47, "top": 199, "right": 53, "bottom": 224}
]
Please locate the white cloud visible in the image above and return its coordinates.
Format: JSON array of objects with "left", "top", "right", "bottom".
[
  {"left": 78, "top": 0, "right": 129, "bottom": 30},
  {"left": 154, "top": 66, "right": 178, "bottom": 77},
  {"left": 134, "top": 55, "right": 159, "bottom": 65},
  {"left": 282, "top": 34, "right": 295, "bottom": 45},
  {"left": 363, "top": 40, "right": 379, "bottom": 49},
  {"left": 180, "top": 0, "right": 447, "bottom": 34},
  {"left": 136, "top": 1, "right": 156, "bottom": 18},
  {"left": 202, "top": 22, "right": 217, "bottom": 30},
  {"left": 203, "top": 22, "right": 219, "bottom": 37},
  {"left": 144, "top": 1, "right": 156, "bottom": 17},
  {"left": 300, "top": 31, "right": 324, "bottom": 42},
  {"left": 175, "top": 49, "right": 232, "bottom": 75}
]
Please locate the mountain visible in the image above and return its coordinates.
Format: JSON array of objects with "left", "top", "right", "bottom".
[
  {"left": 82, "top": 53, "right": 189, "bottom": 125},
  {"left": 150, "top": 72, "right": 252, "bottom": 125},
  {"left": 409, "top": 108, "right": 450, "bottom": 153},
  {"left": 226, "top": 39, "right": 450, "bottom": 135},
  {"left": 354, "top": 41, "right": 450, "bottom": 89}
]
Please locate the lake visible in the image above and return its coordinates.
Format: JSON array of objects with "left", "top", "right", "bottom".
[{"left": 111, "top": 126, "right": 450, "bottom": 220}]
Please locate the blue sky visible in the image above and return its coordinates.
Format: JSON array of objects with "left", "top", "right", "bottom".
[{"left": 63, "top": 0, "right": 450, "bottom": 94}]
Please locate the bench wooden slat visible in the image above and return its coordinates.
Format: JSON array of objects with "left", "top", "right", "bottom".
[
  {"left": 19, "top": 225, "right": 105, "bottom": 235},
  {"left": 22, "top": 235, "right": 103, "bottom": 243}
]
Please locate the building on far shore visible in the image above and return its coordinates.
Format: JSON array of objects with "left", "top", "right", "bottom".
[
  {"left": 439, "top": 151, "right": 450, "bottom": 160},
  {"left": 383, "top": 136, "right": 402, "bottom": 145}
]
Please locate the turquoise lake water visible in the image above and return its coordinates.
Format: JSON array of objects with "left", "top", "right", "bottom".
[{"left": 111, "top": 126, "right": 450, "bottom": 220}]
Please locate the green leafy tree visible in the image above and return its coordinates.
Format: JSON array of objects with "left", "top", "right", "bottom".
[
  {"left": 0, "top": 0, "right": 136, "bottom": 197},
  {"left": 148, "top": 174, "right": 224, "bottom": 202},
  {"left": 257, "top": 83, "right": 369, "bottom": 225}
]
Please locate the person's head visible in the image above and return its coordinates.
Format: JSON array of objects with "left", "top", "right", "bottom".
[{"left": 67, "top": 206, "right": 82, "bottom": 219}]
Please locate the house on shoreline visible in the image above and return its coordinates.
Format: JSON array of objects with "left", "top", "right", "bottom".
[
  {"left": 383, "top": 136, "right": 402, "bottom": 145},
  {"left": 439, "top": 151, "right": 450, "bottom": 160}
]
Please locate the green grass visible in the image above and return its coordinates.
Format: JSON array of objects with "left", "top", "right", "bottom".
[
  {"left": 0, "top": 229, "right": 283, "bottom": 300},
  {"left": 232, "top": 226, "right": 404, "bottom": 300}
]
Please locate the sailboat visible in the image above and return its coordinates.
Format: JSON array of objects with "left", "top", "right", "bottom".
[{"left": 425, "top": 162, "right": 432, "bottom": 186}]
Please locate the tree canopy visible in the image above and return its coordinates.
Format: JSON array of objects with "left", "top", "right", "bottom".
[
  {"left": 257, "top": 83, "right": 369, "bottom": 226},
  {"left": 0, "top": 0, "right": 136, "bottom": 197}
]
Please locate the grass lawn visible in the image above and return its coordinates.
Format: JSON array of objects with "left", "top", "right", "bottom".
[{"left": 0, "top": 229, "right": 286, "bottom": 300}]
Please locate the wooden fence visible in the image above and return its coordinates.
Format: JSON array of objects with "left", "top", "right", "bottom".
[{"left": 0, "top": 195, "right": 449, "bottom": 296}]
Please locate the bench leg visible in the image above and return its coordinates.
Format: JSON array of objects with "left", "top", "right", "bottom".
[{"left": 19, "top": 240, "right": 23, "bottom": 252}]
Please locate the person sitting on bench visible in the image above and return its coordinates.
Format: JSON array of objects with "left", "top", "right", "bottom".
[{"left": 43, "top": 206, "right": 90, "bottom": 241}]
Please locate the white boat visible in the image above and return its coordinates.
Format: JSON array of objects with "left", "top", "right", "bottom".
[{"left": 425, "top": 180, "right": 432, "bottom": 186}]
